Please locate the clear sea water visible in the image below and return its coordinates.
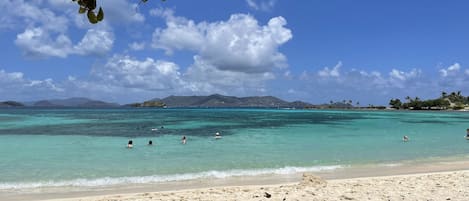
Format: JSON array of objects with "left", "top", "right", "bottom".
[{"left": 1, "top": 108, "right": 469, "bottom": 189}]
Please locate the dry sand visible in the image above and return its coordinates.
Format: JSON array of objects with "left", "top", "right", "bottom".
[{"left": 39, "top": 170, "right": 469, "bottom": 201}]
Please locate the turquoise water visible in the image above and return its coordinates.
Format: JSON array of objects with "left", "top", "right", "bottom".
[{"left": 0, "top": 108, "right": 469, "bottom": 189}]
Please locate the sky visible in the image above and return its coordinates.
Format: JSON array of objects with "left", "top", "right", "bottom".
[{"left": 2, "top": 0, "right": 469, "bottom": 105}]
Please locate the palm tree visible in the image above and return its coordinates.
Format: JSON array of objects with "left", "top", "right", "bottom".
[
  {"left": 405, "top": 96, "right": 411, "bottom": 102},
  {"left": 441, "top": 91, "right": 447, "bottom": 98}
]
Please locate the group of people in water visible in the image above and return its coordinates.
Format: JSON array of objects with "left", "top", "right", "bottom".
[
  {"left": 126, "top": 132, "right": 221, "bottom": 148},
  {"left": 401, "top": 128, "right": 469, "bottom": 142},
  {"left": 127, "top": 128, "right": 469, "bottom": 148}
]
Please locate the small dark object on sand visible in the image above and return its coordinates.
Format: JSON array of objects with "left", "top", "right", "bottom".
[{"left": 264, "top": 192, "right": 271, "bottom": 198}]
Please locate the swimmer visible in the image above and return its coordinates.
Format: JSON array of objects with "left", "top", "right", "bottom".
[
  {"left": 148, "top": 140, "right": 153, "bottom": 145},
  {"left": 215, "top": 132, "right": 221, "bottom": 139},
  {"left": 403, "top": 135, "right": 409, "bottom": 142},
  {"left": 127, "top": 140, "right": 133, "bottom": 148},
  {"left": 181, "top": 135, "right": 187, "bottom": 144}
]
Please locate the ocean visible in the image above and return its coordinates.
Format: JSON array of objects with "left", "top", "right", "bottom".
[{"left": 1, "top": 108, "right": 468, "bottom": 190}]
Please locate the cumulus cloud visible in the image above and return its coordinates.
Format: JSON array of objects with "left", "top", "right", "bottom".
[
  {"left": 246, "top": 0, "right": 277, "bottom": 11},
  {"left": 90, "top": 55, "right": 185, "bottom": 91},
  {"left": 4, "top": 0, "right": 117, "bottom": 58},
  {"left": 388, "top": 68, "right": 421, "bottom": 86},
  {"left": 318, "top": 62, "right": 342, "bottom": 78},
  {"left": 15, "top": 27, "right": 114, "bottom": 58},
  {"left": 152, "top": 9, "right": 292, "bottom": 73},
  {"left": 184, "top": 56, "right": 275, "bottom": 94},
  {"left": 74, "top": 29, "right": 114, "bottom": 56},
  {"left": 288, "top": 62, "right": 433, "bottom": 104},
  {"left": 1, "top": 0, "right": 69, "bottom": 32},
  {"left": 439, "top": 63, "right": 460, "bottom": 77},
  {"left": 15, "top": 27, "right": 73, "bottom": 58},
  {"left": 0, "top": 69, "right": 64, "bottom": 101}
]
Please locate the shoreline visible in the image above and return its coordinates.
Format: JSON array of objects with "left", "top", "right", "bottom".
[{"left": 2, "top": 158, "right": 469, "bottom": 201}]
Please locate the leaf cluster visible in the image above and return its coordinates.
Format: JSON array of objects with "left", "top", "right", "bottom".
[
  {"left": 72, "top": 0, "right": 103, "bottom": 24},
  {"left": 72, "top": 0, "right": 167, "bottom": 24}
]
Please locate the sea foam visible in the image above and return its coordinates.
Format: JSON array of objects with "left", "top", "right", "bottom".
[{"left": 0, "top": 165, "right": 342, "bottom": 190}]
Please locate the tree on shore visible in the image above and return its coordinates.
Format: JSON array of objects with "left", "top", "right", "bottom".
[
  {"left": 391, "top": 92, "right": 463, "bottom": 110},
  {"left": 389, "top": 98, "right": 402, "bottom": 109},
  {"left": 441, "top": 91, "right": 447, "bottom": 98}
]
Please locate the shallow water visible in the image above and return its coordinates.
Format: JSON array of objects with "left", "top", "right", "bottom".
[{"left": 1, "top": 108, "right": 468, "bottom": 189}]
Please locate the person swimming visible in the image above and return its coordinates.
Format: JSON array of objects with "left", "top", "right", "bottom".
[
  {"left": 465, "top": 129, "right": 469, "bottom": 139},
  {"left": 403, "top": 135, "right": 409, "bottom": 142},
  {"left": 127, "top": 140, "right": 133, "bottom": 148},
  {"left": 148, "top": 140, "right": 153, "bottom": 145},
  {"left": 181, "top": 135, "right": 187, "bottom": 144},
  {"left": 215, "top": 132, "right": 221, "bottom": 139}
]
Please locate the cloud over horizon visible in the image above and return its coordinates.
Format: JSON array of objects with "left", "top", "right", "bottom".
[{"left": 151, "top": 9, "right": 292, "bottom": 73}]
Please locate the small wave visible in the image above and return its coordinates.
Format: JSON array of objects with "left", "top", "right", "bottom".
[
  {"left": 378, "top": 163, "right": 403, "bottom": 167},
  {"left": 0, "top": 165, "right": 342, "bottom": 190}
]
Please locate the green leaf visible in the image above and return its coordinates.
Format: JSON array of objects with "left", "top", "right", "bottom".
[
  {"left": 87, "top": 10, "right": 98, "bottom": 24},
  {"left": 97, "top": 7, "right": 104, "bottom": 21},
  {"left": 79, "top": 7, "right": 86, "bottom": 14}
]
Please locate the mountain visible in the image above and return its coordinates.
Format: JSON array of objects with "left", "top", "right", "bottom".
[
  {"left": 0, "top": 101, "right": 24, "bottom": 107},
  {"left": 146, "top": 94, "right": 314, "bottom": 108},
  {"left": 32, "top": 98, "right": 119, "bottom": 107}
]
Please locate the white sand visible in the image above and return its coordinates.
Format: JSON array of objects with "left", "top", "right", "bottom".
[
  {"left": 40, "top": 170, "right": 469, "bottom": 201},
  {"left": 3, "top": 160, "right": 469, "bottom": 201}
]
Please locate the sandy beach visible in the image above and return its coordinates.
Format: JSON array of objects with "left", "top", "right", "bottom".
[
  {"left": 38, "top": 170, "right": 469, "bottom": 201},
  {"left": 2, "top": 160, "right": 468, "bottom": 201}
]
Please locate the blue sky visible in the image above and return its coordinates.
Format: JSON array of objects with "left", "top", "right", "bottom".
[{"left": 2, "top": 0, "right": 469, "bottom": 105}]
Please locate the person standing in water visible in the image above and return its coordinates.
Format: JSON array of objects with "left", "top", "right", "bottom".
[{"left": 181, "top": 136, "right": 187, "bottom": 144}]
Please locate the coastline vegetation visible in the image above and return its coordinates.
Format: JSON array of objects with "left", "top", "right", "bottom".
[{"left": 389, "top": 91, "right": 469, "bottom": 110}]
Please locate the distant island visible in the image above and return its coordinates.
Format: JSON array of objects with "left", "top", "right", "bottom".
[
  {"left": 0, "top": 101, "right": 24, "bottom": 107},
  {"left": 3, "top": 92, "right": 469, "bottom": 110},
  {"left": 127, "top": 94, "right": 313, "bottom": 108},
  {"left": 389, "top": 91, "right": 469, "bottom": 110},
  {"left": 0, "top": 98, "right": 119, "bottom": 108}
]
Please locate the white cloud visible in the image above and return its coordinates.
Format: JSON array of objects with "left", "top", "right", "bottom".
[
  {"left": 246, "top": 0, "right": 277, "bottom": 11},
  {"left": 1, "top": 0, "right": 69, "bottom": 32},
  {"left": 184, "top": 56, "right": 275, "bottom": 94},
  {"left": 4, "top": 0, "right": 116, "bottom": 58},
  {"left": 318, "top": 61, "right": 342, "bottom": 78},
  {"left": 129, "top": 42, "right": 145, "bottom": 51},
  {"left": 389, "top": 68, "right": 421, "bottom": 81},
  {"left": 15, "top": 27, "right": 73, "bottom": 58},
  {"left": 90, "top": 55, "right": 185, "bottom": 91},
  {"left": 152, "top": 10, "right": 292, "bottom": 73},
  {"left": 100, "top": 0, "right": 145, "bottom": 24},
  {"left": 0, "top": 69, "right": 24, "bottom": 83},
  {"left": 15, "top": 27, "right": 114, "bottom": 58},
  {"left": 439, "top": 63, "right": 461, "bottom": 77},
  {"left": 0, "top": 69, "right": 64, "bottom": 101},
  {"left": 74, "top": 29, "right": 114, "bottom": 56}
]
